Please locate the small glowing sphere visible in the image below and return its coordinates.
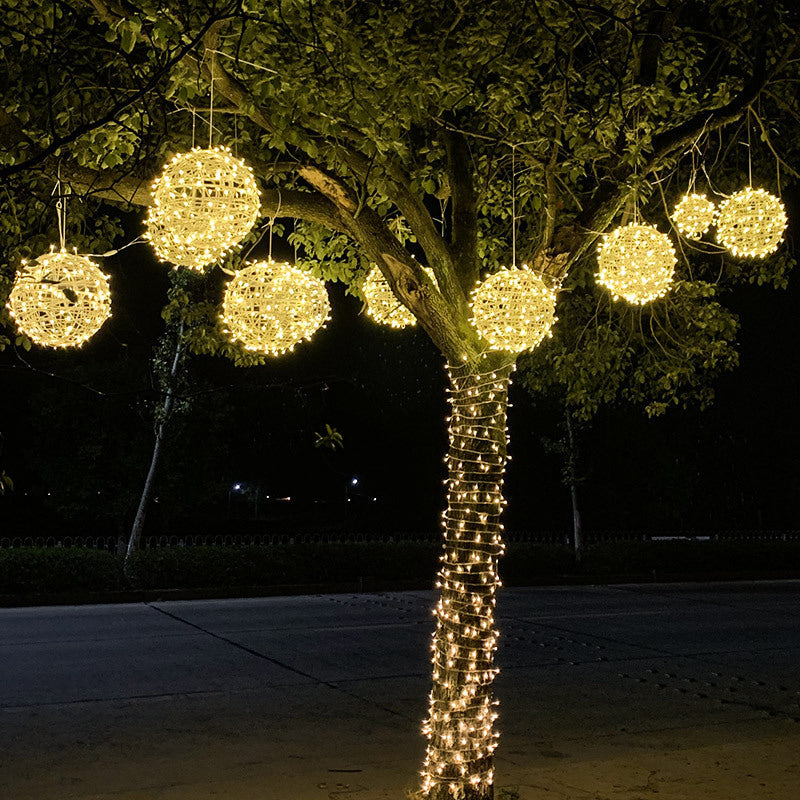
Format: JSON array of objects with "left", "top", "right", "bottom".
[
  {"left": 671, "top": 193, "right": 716, "bottom": 238},
  {"left": 716, "top": 187, "right": 787, "bottom": 258},
  {"left": 470, "top": 267, "right": 557, "bottom": 352},
  {"left": 7, "top": 250, "right": 111, "bottom": 348},
  {"left": 146, "top": 146, "right": 261, "bottom": 271},
  {"left": 596, "top": 223, "right": 676, "bottom": 304},
  {"left": 361, "top": 265, "right": 435, "bottom": 328},
  {"left": 222, "top": 260, "right": 330, "bottom": 355}
]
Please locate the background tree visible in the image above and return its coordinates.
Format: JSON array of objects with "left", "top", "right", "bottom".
[{"left": 1, "top": 2, "right": 799, "bottom": 798}]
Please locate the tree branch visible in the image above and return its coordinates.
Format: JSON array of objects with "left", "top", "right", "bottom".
[
  {"left": 444, "top": 129, "right": 479, "bottom": 292},
  {"left": 0, "top": 6, "right": 239, "bottom": 181},
  {"left": 52, "top": 159, "right": 346, "bottom": 231},
  {"left": 202, "top": 22, "right": 467, "bottom": 317}
]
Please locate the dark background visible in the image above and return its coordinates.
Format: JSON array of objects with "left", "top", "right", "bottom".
[{"left": 1, "top": 202, "right": 798, "bottom": 542}]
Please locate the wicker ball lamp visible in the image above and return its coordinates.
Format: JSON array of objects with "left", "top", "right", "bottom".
[
  {"left": 222, "top": 260, "right": 330, "bottom": 355},
  {"left": 716, "top": 187, "right": 787, "bottom": 258},
  {"left": 146, "top": 146, "right": 261, "bottom": 271},
  {"left": 8, "top": 249, "right": 112, "bottom": 348},
  {"left": 470, "top": 267, "right": 557, "bottom": 352},
  {"left": 596, "top": 223, "right": 676, "bottom": 304}
]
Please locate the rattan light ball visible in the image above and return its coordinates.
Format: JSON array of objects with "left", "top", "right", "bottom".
[
  {"left": 362, "top": 265, "right": 435, "bottom": 328},
  {"left": 146, "top": 146, "right": 261, "bottom": 271},
  {"left": 671, "top": 193, "right": 716, "bottom": 239},
  {"left": 7, "top": 249, "right": 111, "bottom": 348},
  {"left": 596, "top": 222, "right": 676, "bottom": 304},
  {"left": 470, "top": 267, "right": 557, "bottom": 352},
  {"left": 716, "top": 187, "right": 787, "bottom": 258},
  {"left": 222, "top": 260, "right": 330, "bottom": 355}
]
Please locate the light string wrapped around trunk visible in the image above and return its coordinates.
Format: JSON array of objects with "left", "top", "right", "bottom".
[{"left": 421, "top": 361, "right": 514, "bottom": 799}]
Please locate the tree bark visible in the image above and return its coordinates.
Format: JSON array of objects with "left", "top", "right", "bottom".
[
  {"left": 564, "top": 412, "right": 583, "bottom": 562},
  {"left": 422, "top": 359, "right": 514, "bottom": 800},
  {"left": 124, "top": 324, "right": 184, "bottom": 570}
]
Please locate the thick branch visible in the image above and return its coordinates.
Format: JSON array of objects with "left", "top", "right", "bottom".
[
  {"left": 300, "top": 164, "right": 478, "bottom": 363},
  {"left": 53, "top": 159, "right": 346, "bottom": 231},
  {"left": 202, "top": 23, "right": 466, "bottom": 317},
  {"left": 638, "top": 4, "right": 681, "bottom": 86},
  {"left": 444, "top": 130, "right": 479, "bottom": 292}
]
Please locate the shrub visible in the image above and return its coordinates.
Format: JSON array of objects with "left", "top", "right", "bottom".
[{"left": 0, "top": 547, "right": 125, "bottom": 594}]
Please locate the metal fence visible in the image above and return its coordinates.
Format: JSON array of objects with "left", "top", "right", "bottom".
[{"left": 2, "top": 529, "right": 799, "bottom": 550}]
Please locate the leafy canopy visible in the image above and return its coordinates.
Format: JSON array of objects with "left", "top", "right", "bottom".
[{"left": 0, "top": 1, "right": 797, "bottom": 408}]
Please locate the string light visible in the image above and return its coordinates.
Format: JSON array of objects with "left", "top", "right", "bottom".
[
  {"left": 421, "top": 362, "right": 514, "bottom": 799},
  {"left": 146, "top": 145, "right": 261, "bottom": 271},
  {"left": 221, "top": 259, "right": 330, "bottom": 355},
  {"left": 671, "top": 193, "right": 716, "bottom": 238},
  {"left": 596, "top": 222, "right": 676, "bottom": 304},
  {"left": 716, "top": 187, "right": 787, "bottom": 258},
  {"left": 7, "top": 248, "right": 111, "bottom": 348},
  {"left": 470, "top": 267, "right": 557, "bottom": 352},
  {"left": 361, "top": 264, "right": 436, "bottom": 328}
]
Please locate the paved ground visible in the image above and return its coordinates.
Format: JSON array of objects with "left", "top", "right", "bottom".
[{"left": 1, "top": 582, "right": 799, "bottom": 800}]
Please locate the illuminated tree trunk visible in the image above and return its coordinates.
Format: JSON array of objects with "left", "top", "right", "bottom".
[{"left": 422, "top": 361, "right": 513, "bottom": 800}]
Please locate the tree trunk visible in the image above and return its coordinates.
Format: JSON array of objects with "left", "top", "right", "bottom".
[
  {"left": 564, "top": 412, "right": 582, "bottom": 563},
  {"left": 421, "top": 360, "right": 513, "bottom": 800},
  {"left": 569, "top": 482, "right": 582, "bottom": 563},
  {"left": 124, "top": 327, "right": 184, "bottom": 571}
]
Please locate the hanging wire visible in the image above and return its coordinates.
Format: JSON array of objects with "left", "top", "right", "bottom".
[
  {"left": 747, "top": 106, "right": 753, "bottom": 187},
  {"left": 233, "top": 110, "right": 238, "bottom": 158},
  {"left": 53, "top": 164, "right": 67, "bottom": 251},
  {"left": 511, "top": 143, "right": 517, "bottom": 268},
  {"left": 208, "top": 59, "right": 215, "bottom": 148}
]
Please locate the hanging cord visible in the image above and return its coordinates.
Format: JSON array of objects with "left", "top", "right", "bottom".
[
  {"left": 191, "top": 105, "right": 197, "bottom": 149},
  {"left": 747, "top": 106, "right": 753, "bottom": 187},
  {"left": 53, "top": 165, "right": 67, "bottom": 251},
  {"left": 511, "top": 143, "right": 517, "bottom": 268},
  {"left": 233, "top": 110, "right": 238, "bottom": 158},
  {"left": 208, "top": 59, "right": 215, "bottom": 148}
]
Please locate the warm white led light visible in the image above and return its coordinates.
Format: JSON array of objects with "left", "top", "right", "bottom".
[
  {"left": 221, "top": 259, "right": 330, "bottom": 355},
  {"left": 421, "top": 363, "right": 513, "bottom": 798},
  {"left": 671, "top": 193, "right": 716, "bottom": 238},
  {"left": 716, "top": 187, "right": 787, "bottom": 258},
  {"left": 146, "top": 146, "right": 261, "bottom": 271},
  {"left": 7, "top": 249, "right": 111, "bottom": 348},
  {"left": 596, "top": 222, "right": 676, "bottom": 304},
  {"left": 362, "top": 265, "right": 435, "bottom": 329},
  {"left": 470, "top": 267, "right": 557, "bottom": 352}
]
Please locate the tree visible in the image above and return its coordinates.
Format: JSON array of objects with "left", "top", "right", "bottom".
[{"left": 1, "top": 2, "right": 798, "bottom": 798}]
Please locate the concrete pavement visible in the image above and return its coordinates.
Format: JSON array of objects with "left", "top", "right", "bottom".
[{"left": 1, "top": 582, "right": 799, "bottom": 799}]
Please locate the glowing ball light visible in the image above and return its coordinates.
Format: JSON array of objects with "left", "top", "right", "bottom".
[
  {"left": 7, "top": 249, "right": 111, "bottom": 348},
  {"left": 146, "top": 146, "right": 261, "bottom": 271},
  {"left": 362, "top": 264, "right": 436, "bottom": 328},
  {"left": 222, "top": 260, "right": 330, "bottom": 355},
  {"left": 596, "top": 223, "right": 676, "bottom": 304},
  {"left": 671, "top": 193, "right": 716, "bottom": 239},
  {"left": 470, "top": 267, "right": 557, "bottom": 352},
  {"left": 716, "top": 187, "right": 787, "bottom": 258}
]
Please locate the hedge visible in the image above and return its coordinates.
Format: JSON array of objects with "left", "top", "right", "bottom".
[{"left": 1, "top": 540, "right": 799, "bottom": 597}]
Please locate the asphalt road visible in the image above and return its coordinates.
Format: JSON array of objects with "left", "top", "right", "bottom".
[{"left": 1, "top": 582, "right": 799, "bottom": 800}]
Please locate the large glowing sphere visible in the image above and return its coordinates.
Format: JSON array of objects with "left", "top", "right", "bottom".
[
  {"left": 146, "top": 146, "right": 261, "bottom": 271},
  {"left": 8, "top": 249, "right": 111, "bottom": 348},
  {"left": 596, "top": 223, "right": 676, "bottom": 304},
  {"left": 716, "top": 187, "right": 787, "bottom": 258},
  {"left": 222, "top": 260, "right": 330, "bottom": 355},
  {"left": 471, "top": 267, "right": 557, "bottom": 352}
]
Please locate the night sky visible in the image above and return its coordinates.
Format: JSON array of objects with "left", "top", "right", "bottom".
[{"left": 2, "top": 195, "right": 799, "bottom": 541}]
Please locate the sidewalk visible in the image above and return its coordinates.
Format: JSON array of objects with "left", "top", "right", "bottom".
[{"left": 1, "top": 583, "right": 799, "bottom": 799}]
